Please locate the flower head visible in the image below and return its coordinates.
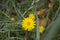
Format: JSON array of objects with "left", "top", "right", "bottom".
[
  {"left": 10, "top": 17, "right": 15, "bottom": 21},
  {"left": 29, "top": 13, "right": 35, "bottom": 19},
  {"left": 39, "top": 26, "right": 45, "bottom": 33},
  {"left": 22, "top": 17, "right": 36, "bottom": 31}
]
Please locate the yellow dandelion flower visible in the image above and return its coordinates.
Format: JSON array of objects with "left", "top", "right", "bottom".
[
  {"left": 29, "top": 13, "right": 35, "bottom": 19},
  {"left": 39, "top": 26, "right": 45, "bottom": 33},
  {"left": 10, "top": 17, "right": 15, "bottom": 21},
  {"left": 22, "top": 17, "right": 36, "bottom": 31}
]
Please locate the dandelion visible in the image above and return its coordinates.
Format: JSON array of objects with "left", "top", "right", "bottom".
[
  {"left": 39, "top": 26, "right": 45, "bottom": 33},
  {"left": 29, "top": 13, "right": 35, "bottom": 19},
  {"left": 22, "top": 17, "right": 35, "bottom": 31}
]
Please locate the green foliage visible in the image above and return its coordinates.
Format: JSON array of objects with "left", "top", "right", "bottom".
[{"left": 0, "top": 0, "right": 60, "bottom": 40}]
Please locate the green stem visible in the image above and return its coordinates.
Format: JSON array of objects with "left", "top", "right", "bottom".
[
  {"left": 52, "top": 6, "right": 60, "bottom": 21},
  {"left": 8, "top": 30, "right": 10, "bottom": 40},
  {"left": 34, "top": 2, "right": 40, "bottom": 40},
  {"left": 24, "top": 31, "right": 28, "bottom": 40}
]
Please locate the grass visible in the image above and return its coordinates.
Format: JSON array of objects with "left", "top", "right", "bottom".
[{"left": 0, "top": 0, "right": 60, "bottom": 40}]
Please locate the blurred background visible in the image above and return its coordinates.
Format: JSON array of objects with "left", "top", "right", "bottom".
[{"left": 0, "top": 0, "right": 60, "bottom": 40}]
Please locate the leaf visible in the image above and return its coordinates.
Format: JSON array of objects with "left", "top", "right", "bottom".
[{"left": 42, "top": 16, "right": 60, "bottom": 40}]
